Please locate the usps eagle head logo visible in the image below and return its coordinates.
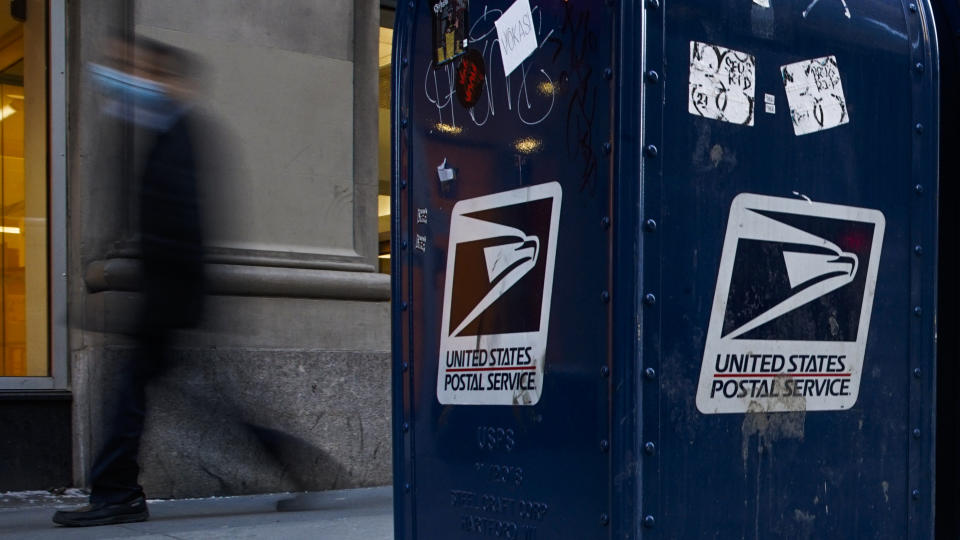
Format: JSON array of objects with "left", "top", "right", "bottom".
[{"left": 719, "top": 204, "right": 869, "bottom": 342}]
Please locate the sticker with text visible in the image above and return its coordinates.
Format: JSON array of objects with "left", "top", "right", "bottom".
[
  {"left": 781, "top": 55, "right": 849, "bottom": 135},
  {"left": 432, "top": 0, "right": 469, "bottom": 66},
  {"left": 688, "top": 41, "right": 756, "bottom": 126},
  {"left": 495, "top": 0, "right": 538, "bottom": 77}
]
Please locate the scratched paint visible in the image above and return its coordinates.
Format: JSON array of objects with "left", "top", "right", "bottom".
[
  {"left": 803, "top": 0, "right": 851, "bottom": 19},
  {"left": 781, "top": 55, "right": 850, "bottom": 136},
  {"left": 688, "top": 41, "right": 757, "bottom": 126}
]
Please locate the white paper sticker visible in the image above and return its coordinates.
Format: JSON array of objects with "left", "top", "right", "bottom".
[
  {"left": 754, "top": 0, "right": 771, "bottom": 7},
  {"left": 781, "top": 55, "right": 850, "bottom": 136},
  {"left": 697, "top": 194, "right": 885, "bottom": 414},
  {"left": 765, "top": 103, "right": 776, "bottom": 114},
  {"left": 437, "top": 182, "right": 562, "bottom": 406},
  {"left": 495, "top": 0, "right": 538, "bottom": 77},
  {"left": 688, "top": 41, "right": 757, "bottom": 126}
]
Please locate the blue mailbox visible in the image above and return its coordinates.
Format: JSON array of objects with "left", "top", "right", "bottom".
[{"left": 392, "top": 0, "right": 940, "bottom": 538}]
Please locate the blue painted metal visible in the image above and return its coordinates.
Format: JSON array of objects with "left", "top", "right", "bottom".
[{"left": 393, "top": 0, "right": 940, "bottom": 538}]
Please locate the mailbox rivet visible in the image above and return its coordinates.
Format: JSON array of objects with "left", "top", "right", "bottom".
[
  {"left": 401, "top": 180, "right": 407, "bottom": 189},
  {"left": 915, "top": 184, "right": 924, "bottom": 194},
  {"left": 644, "top": 293, "right": 656, "bottom": 305},
  {"left": 601, "top": 365, "right": 610, "bottom": 377},
  {"left": 915, "top": 123, "right": 924, "bottom": 134},
  {"left": 915, "top": 62, "right": 924, "bottom": 73},
  {"left": 909, "top": 3, "right": 917, "bottom": 13},
  {"left": 914, "top": 245, "right": 923, "bottom": 256},
  {"left": 913, "top": 367, "right": 922, "bottom": 378},
  {"left": 404, "top": 482, "right": 411, "bottom": 493},
  {"left": 402, "top": 57, "right": 408, "bottom": 67},
  {"left": 913, "top": 428, "right": 922, "bottom": 439},
  {"left": 402, "top": 422, "right": 410, "bottom": 432},
  {"left": 645, "top": 219, "right": 658, "bottom": 232},
  {"left": 645, "top": 367, "right": 657, "bottom": 380},
  {"left": 601, "top": 216, "right": 611, "bottom": 229},
  {"left": 914, "top": 306, "right": 923, "bottom": 317},
  {"left": 401, "top": 240, "right": 408, "bottom": 249},
  {"left": 600, "top": 513, "right": 610, "bottom": 526},
  {"left": 600, "top": 439, "right": 610, "bottom": 452},
  {"left": 643, "top": 515, "right": 656, "bottom": 528},
  {"left": 402, "top": 362, "right": 409, "bottom": 372},
  {"left": 603, "top": 68, "right": 613, "bottom": 81},
  {"left": 646, "top": 0, "right": 660, "bottom": 9},
  {"left": 401, "top": 118, "right": 408, "bottom": 128},
  {"left": 645, "top": 144, "right": 659, "bottom": 158},
  {"left": 601, "top": 290, "right": 611, "bottom": 303},
  {"left": 646, "top": 70, "right": 660, "bottom": 84},
  {"left": 644, "top": 441, "right": 656, "bottom": 455},
  {"left": 602, "top": 142, "right": 612, "bottom": 155},
  {"left": 912, "top": 489, "right": 921, "bottom": 500},
  {"left": 401, "top": 302, "right": 408, "bottom": 311}
]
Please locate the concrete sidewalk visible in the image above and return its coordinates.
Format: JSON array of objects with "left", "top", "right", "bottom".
[{"left": 0, "top": 486, "right": 393, "bottom": 539}]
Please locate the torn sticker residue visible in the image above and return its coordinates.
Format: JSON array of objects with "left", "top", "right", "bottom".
[
  {"left": 781, "top": 55, "right": 849, "bottom": 136},
  {"left": 688, "top": 41, "right": 757, "bottom": 126}
]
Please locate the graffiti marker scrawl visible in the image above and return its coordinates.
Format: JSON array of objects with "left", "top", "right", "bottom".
[
  {"left": 437, "top": 182, "right": 562, "bottom": 406},
  {"left": 697, "top": 194, "right": 885, "bottom": 414}
]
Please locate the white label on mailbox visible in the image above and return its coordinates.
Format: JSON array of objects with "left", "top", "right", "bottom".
[
  {"left": 697, "top": 194, "right": 885, "bottom": 414},
  {"left": 495, "top": 0, "right": 538, "bottom": 77},
  {"left": 781, "top": 55, "right": 850, "bottom": 135},
  {"left": 437, "top": 182, "right": 562, "bottom": 406},
  {"left": 688, "top": 41, "right": 757, "bottom": 126}
]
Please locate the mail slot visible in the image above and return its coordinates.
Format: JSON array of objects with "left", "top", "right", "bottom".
[{"left": 391, "top": 1, "right": 944, "bottom": 538}]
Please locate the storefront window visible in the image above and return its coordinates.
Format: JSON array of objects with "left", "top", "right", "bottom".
[
  {"left": 378, "top": 13, "right": 393, "bottom": 274},
  {"left": 0, "top": 8, "right": 48, "bottom": 377}
]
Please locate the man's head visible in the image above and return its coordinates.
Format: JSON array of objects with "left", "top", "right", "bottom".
[{"left": 91, "top": 33, "right": 200, "bottom": 129}]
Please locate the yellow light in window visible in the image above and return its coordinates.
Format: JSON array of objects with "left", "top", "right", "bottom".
[
  {"left": 0, "top": 105, "right": 17, "bottom": 120},
  {"left": 378, "top": 254, "right": 390, "bottom": 259},
  {"left": 378, "top": 195, "right": 391, "bottom": 217},
  {"left": 0, "top": 226, "right": 21, "bottom": 234}
]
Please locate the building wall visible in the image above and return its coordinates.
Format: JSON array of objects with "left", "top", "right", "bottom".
[{"left": 67, "top": 0, "right": 391, "bottom": 497}]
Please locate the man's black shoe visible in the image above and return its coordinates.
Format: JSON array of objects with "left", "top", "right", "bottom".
[{"left": 52, "top": 495, "right": 149, "bottom": 527}]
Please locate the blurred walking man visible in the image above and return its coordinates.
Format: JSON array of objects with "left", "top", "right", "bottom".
[{"left": 53, "top": 34, "right": 204, "bottom": 527}]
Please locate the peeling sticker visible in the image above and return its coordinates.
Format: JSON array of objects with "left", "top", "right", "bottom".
[
  {"left": 688, "top": 41, "right": 756, "bottom": 126},
  {"left": 417, "top": 208, "right": 429, "bottom": 224},
  {"left": 415, "top": 234, "right": 427, "bottom": 252},
  {"left": 697, "top": 194, "right": 885, "bottom": 414},
  {"left": 437, "top": 182, "right": 562, "bottom": 406},
  {"left": 495, "top": 0, "right": 538, "bottom": 77},
  {"left": 437, "top": 158, "right": 456, "bottom": 183},
  {"left": 781, "top": 55, "right": 849, "bottom": 136},
  {"left": 432, "top": 0, "right": 469, "bottom": 66}
]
